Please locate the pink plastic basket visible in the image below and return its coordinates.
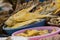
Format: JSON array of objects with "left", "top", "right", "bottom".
[{"left": 12, "top": 26, "right": 60, "bottom": 40}]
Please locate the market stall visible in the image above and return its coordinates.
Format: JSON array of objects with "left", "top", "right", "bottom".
[{"left": 0, "top": 0, "right": 60, "bottom": 40}]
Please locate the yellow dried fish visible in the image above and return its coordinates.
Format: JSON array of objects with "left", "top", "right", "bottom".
[
  {"left": 5, "top": 4, "right": 47, "bottom": 26},
  {"left": 5, "top": 4, "right": 38, "bottom": 26},
  {"left": 11, "top": 19, "right": 40, "bottom": 28}
]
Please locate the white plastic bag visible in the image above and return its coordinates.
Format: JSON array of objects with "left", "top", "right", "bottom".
[{"left": 11, "top": 36, "right": 28, "bottom": 40}]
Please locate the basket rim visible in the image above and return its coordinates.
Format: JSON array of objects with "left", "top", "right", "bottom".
[{"left": 12, "top": 26, "right": 60, "bottom": 38}]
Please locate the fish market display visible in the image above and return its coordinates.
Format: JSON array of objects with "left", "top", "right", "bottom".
[
  {"left": 0, "top": 0, "right": 60, "bottom": 40},
  {"left": 5, "top": 0, "right": 60, "bottom": 28}
]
